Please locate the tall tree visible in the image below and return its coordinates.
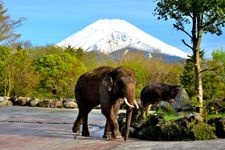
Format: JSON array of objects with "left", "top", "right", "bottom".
[
  {"left": 209, "top": 49, "right": 225, "bottom": 99},
  {"left": 180, "top": 50, "right": 225, "bottom": 100},
  {"left": 35, "top": 52, "right": 86, "bottom": 98},
  {"left": 0, "top": 1, "right": 23, "bottom": 45},
  {"left": 12, "top": 48, "right": 39, "bottom": 96},
  {"left": 0, "top": 46, "right": 14, "bottom": 96},
  {"left": 0, "top": 46, "right": 38, "bottom": 96},
  {"left": 180, "top": 51, "right": 205, "bottom": 98},
  {"left": 153, "top": 0, "right": 225, "bottom": 114}
]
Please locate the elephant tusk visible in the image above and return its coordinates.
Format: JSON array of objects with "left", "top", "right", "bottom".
[
  {"left": 134, "top": 100, "right": 139, "bottom": 109},
  {"left": 124, "top": 97, "right": 134, "bottom": 108}
]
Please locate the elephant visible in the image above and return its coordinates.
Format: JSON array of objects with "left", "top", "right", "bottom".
[
  {"left": 72, "top": 66, "right": 137, "bottom": 141},
  {"left": 140, "top": 83, "right": 181, "bottom": 115}
]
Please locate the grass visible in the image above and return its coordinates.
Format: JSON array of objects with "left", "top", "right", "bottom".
[
  {"left": 206, "top": 112, "right": 225, "bottom": 120},
  {"left": 163, "top": 113, "right": 183, "bottom": 121},
  {"left": 163, "top": 111, "right": 225, "bottom": 122},
  {"left": 152, "top": 106, "right": 225, "bottom": 122},
  {"left": 152, "top": 109, "right": 184, "bottom": 121}
]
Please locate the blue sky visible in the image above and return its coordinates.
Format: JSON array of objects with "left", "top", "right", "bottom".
[{"left": 4, "top": 0, "right": 225, "bottom": 57}]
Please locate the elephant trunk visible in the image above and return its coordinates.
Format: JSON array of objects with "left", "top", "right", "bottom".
[{"left": 124, "top": 83, "right": 135, "bottom": 141}]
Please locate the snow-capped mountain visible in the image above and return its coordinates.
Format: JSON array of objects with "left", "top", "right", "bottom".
[{"left": 57, "top": 19, "right": 188, "bottom": 59}]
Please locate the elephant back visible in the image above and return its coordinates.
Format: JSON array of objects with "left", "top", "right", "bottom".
[
  {"left": 77, "top": 66, "right": 113, "bottom": 81},
  {"left": 74, "top": 66, "right": 114, "bottom": 105}
]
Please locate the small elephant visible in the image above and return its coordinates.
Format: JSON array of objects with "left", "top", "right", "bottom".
[
  {"left": 72, "top": 66, "right": 137, "bottom": 141},
  {"left": 140, "top": 83, "right": 181, "bottom": 114}
]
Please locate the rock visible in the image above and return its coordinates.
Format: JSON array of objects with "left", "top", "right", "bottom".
[
  {"left": 172, "top": 88, "right": 193, "bottom": 111},
  {"left": 153, "top": 101, "right": 175, "bottom": 113},
  {"left": 0, "top": 96, "right": 5, "bottom": 101},
  {"left": 118, "top": 113, "right": 126, "bottom": 126},
  {"left": 145, "top": 114, "right": 165, "bottom": 126},
  {"left": 175, "top": 117, "right": 189, "bottom": 128},
  {"left": 206, "top": 100, "right": 225, "bottom": 114},
  {"left": 7, "top": 100, "right": 13, "bottom": 106},
  {"left": 29, "top": 97, "right": 39, "bottom": 107},
  {"left": 176, "top": 104, "right": 194, "bottom": 112},
  {"left": 50, "top": 99, "right": 63, "bottom": 108},
  {"left": 132, "top": 104, "right": 144, "bottom": 121},
  {"left": 17, "top": 97, "right": 29, "bottom": 106},
  {"left": 188, "top": 121, "right": 216, "bottom": 140},
  {"left": 38, "top": 99, "right": 53, "bottom": 107},
  {"left": 0, "top": 97, "right": 13, "bottom": 106},
  {"left": 63, "top": 99, "right": 77, "bottom": 108},
  {"left": 9, "top": 96, "right": 19, "bottom": 105},
  {"left": 0, "top": 97, "right": 9, "bottom": 106},
  {"left": 119, "top": 112, "right": 216, "bottom": 141},
  {"left": 186, "top": 112, "right": 203, "bottom": 122}
]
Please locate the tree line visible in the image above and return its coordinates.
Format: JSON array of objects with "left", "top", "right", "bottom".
[
  {"left": 0, "top": 44, "right": 224, "bottom": 101},
  {"left": 0, "top": 0, "right": 224, "bottom": 107}
]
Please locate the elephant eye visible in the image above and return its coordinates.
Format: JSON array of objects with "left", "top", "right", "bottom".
[{"left": 117, "top": 80, "right": 124, "bottom": 88}]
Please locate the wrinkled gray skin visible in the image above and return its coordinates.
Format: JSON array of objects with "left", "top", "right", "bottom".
[{"left": 72, "top": 66, "right": 136, "bottom": 141}]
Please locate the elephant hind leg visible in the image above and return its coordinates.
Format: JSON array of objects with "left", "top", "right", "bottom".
[
  {"left": 72, "top": 111, "right": 91, "bottom": 136},
  {"left": 72, "top": 112, "right": 83, "bottom": 134},
  {"left": 82, "top": 112, "right": 90, "bottom": 136},
  {"left": 81, "top": 106, "right": 93, "bottom": 136},
  {"left": 73, "top": 104, "right": 93, "bottom": 137}
]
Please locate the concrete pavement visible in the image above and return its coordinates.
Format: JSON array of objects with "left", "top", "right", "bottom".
[{"left": 0, "top": 106, "right": 225, "bottom": 150}]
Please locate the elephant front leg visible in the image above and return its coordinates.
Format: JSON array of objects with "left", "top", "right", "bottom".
[
  {"left": 111, "top": 119, "right": 122, "bottom": 139},
  {"left": 108, "top": 114, "right": 122, "bottom": 139},
  {"left": 103, "top": 121, "right": 112, "bottom": 139},
  {"left": 102, "top": 106, "right": 122, "bottom": 139},
  {"left": 112, "top": 100, "right": 122, "bottom": 139}
]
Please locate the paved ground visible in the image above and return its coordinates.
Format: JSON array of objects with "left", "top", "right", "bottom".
[{"left": 0, "top": 106, "right": 225, "bottom": 150}]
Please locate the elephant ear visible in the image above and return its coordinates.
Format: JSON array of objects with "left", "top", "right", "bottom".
[{"left": 102, "top": 76, "right": 113, "bottom": 92}]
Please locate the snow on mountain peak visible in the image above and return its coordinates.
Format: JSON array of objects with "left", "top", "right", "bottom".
[{"left": 57, "top": 19, "right": 188, "bottom": 58}]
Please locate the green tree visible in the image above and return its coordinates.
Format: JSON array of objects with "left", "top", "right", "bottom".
[
  {"left": 35, "top": 52, "right": 86, "bottom": 98},
  {"left": 79, "top": 51, "right": 114, "bottom": 70},
  {"left": 123, "top": 61, "right": 148, "bottom": 98},
  {"left": 181, "top": 49, "right": 225, "bottom": 100},
  {"left": 0, "top": 46, "right": 13, "bottom": 96},
  {"left": 11, "top": 48, "right": 39, "bottom": 96},
  {"left": 121, "top": 51, "right": 183, "bottom": 98},
  {"left": 0, "top": 1, "right": 23, "bottom": 44},
  {"left": 180, "top": 57, "right": 195, "bottom": 98},
  {"left": 0, "top": 46, "right": 38, "bottom": 96},
  {"left": 64, "top": 46, "right": 84, "bottom": 58},
  {"left": 180, "top": 51, "right": 204, "bottom": 98},
  {"left": 207, "top": 49, "right": 225, "bottom": 99},
  {"left": 153, "top": 0, "right": 225, "bottom": 114}
]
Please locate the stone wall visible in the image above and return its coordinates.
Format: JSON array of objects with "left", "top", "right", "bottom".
[{"left": 0, "top": 96, "right": 77, "bottom": 109}]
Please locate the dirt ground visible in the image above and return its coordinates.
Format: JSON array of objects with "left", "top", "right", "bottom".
[{"left": 0, "top": 106, "right": 225, "bottom": 150}]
